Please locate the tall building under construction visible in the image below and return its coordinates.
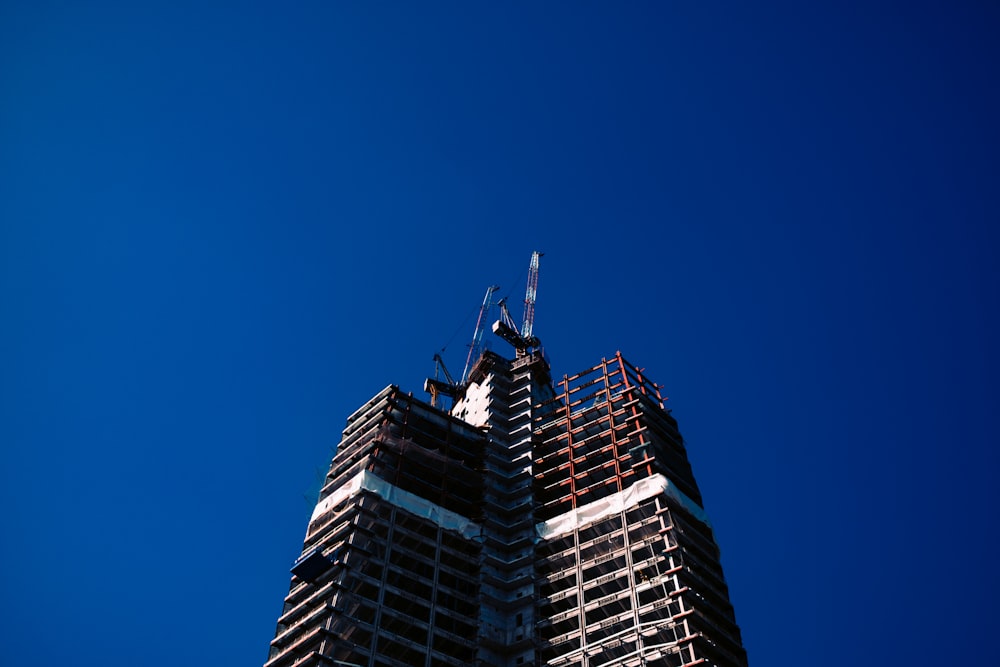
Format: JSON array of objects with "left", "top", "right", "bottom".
[{"left": 265, "top": 256, "right": 747, "bottom": 667}]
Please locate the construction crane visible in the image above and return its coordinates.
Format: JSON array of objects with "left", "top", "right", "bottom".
[
  {"left": 492, "top": 251, "right": 542, "bottom": 353},
  {"left": 424, "top": 353, "right": 458, "bottom": 408},
  {"left": 425, "top": 284, "right": 501, "bottom": 407},
  {"left": 461, "top": 285, "right": 500, "bottom": 384},
  {"left": 522, "top": 250, "right": 542, "bottom": 340},
  {"left": 425, "top": 253, "right": 543, "bottom": 404},
  {"left": 496, "top": 297, "right": 519, "bottom": 334}
]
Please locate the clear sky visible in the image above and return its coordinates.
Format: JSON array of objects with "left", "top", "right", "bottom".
[{"left": 2, "top": 2, "right": 998, "bottom": 666}]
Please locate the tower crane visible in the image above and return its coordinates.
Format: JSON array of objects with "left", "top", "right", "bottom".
[
  {"left": 522, "top": 250, "right": 542, "bottom": 340},
  {"left": 424, "top": 284, "right": 501, "bottom": 407},
  {"left": 425, "top": 252, "right": 543, "bottom": 406},
  {"left": 492, "top": 251, "right": 542, "bottom": 353},
  {"left": 423, "top": 353, "right": 458, "bottom": 408},
  {"left": 496, "top": 297, "right": 519, "bottom": 334},
  {"left": 461, "top": 285, "right": 500, "bottom": 384}
]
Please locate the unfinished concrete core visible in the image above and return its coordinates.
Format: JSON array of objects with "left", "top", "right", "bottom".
[{"left": 265, "top": 349, "right": 747, "bottom": 667}]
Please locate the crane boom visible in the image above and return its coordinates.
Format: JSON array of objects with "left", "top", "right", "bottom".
[
  {"left": 461, "top": 285, "right": 500, "bottom": 384},
  {"left": 497, "top": 298, "right": 519, "bottom": 332},
  {"left": 433, "top": 353, "right": 456, "bottom": 386},
  {"left": 424, "top": 353, "right": 459, "bottom": 408},
  {"left": 493, "top": 252, "right": 543, "bottom": 353},
  {"left": 522, "top": 251, "right": 542, "bottom": 339}
]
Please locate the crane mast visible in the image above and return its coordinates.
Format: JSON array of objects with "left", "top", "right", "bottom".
[
  {"left": 492, "top": 251, "right": 542, "bottom": 353},
  {"left": 522, "top": 251, "right": 542, "bottom": 340}
]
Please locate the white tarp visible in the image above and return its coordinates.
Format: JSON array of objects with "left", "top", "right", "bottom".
[
  {"left": 310, "top": 469, "right": 480, "bottom": 540},
  {"left": 535, "top": 473, "right": 710, "bottom": 540},
  {"left": 310, "top": 471, "right": 366, "bottom": 523}
]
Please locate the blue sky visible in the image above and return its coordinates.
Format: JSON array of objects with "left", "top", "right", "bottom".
[{"left": 2, "top": 2, "right": 998, "bottom": 665}]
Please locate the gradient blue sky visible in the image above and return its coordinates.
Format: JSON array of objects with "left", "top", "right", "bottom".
[{"left": 2, "top": 2, "right": 998, "bottom": 666}]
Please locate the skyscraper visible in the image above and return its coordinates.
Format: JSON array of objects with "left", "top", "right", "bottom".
[{"left": 265, "top": 319, "right": 746, "bottom": 666}]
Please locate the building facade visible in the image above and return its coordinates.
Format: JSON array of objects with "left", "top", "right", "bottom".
[{"left": 265, "top": 344, "right": 747, "bottom": 667}]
